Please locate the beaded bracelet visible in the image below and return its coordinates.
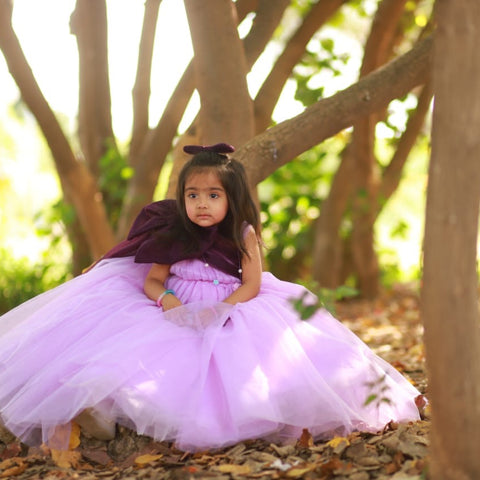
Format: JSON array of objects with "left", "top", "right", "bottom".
[{"left": 156, "top": 289, "right": 175, "bottom": 307}]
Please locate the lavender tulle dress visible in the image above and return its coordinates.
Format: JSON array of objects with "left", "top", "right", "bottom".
[{"left": 0, "top": 255, "right": 421, "bottom": 451}]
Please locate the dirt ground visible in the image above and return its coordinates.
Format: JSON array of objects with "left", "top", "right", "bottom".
[{"left": 0, "top": 284, "right": 429, "bottom": 479}]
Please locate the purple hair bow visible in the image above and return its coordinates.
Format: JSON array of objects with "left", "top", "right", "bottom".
[{"left": 183, "top": 143, "right": 235, "bottom": 155}]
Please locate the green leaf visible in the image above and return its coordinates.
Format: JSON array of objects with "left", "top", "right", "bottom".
[{"left": 364, "top": 394, "right": 378, "bottom": 406}]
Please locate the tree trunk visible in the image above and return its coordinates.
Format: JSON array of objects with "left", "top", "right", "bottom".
[
  {"left": 312, "top": 145, "right": 355, "bottom": 287},
  {"left": 349, "top": 0, "right": 408, "bottom": 298},
  {"left": 242, "top": 0, "right": 290, "bottom": 69},
  {"left": 130, "top": 0, "right": 162, "bottom": 163},
  {"left": 0, "top": 0, "right": 115, "bottom": 260},
  {"left": 70, "top": 0, "right": 115, "bottom": 176},
  {"left": 118, "top": 0, "right": 268, "bottom": 236},
  {"left": 422, "top": 1, "right": 480, "bottom": 478},
  {"left": 311, "top": 79, "right": 432, "bottom": 289},
  {"left": 312, "top": 0, "right": 411, "bottom": 294},
  {"left": 349, "top": 113, "right": 379, "bottom": 298},
  {"left": 184, "top": 0, "right": 254, "bottom": 146}
]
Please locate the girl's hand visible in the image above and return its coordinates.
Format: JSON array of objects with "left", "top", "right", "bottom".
[
  {"left": 144, "top": 264, "right": 180, "bottom": 309},
  {"left": 160, "top": 294, "right": 183, "bottom": 311}
]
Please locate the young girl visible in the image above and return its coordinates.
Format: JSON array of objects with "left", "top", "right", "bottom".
[{"left": 0, "top": 143, "right": 422, "bottom": 452}]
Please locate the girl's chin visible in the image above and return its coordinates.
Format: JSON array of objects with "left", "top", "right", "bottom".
[{"left": 193, "top": 218, "right": 216, "bottom": 227}]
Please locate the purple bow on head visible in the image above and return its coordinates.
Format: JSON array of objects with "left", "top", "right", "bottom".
[{"left": 183, "top": 143, "right": 235, "bottom": 155}]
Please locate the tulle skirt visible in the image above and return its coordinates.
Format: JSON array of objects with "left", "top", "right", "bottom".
[{"left": 0, "top": 257, "right": 421, "bottom": 451}]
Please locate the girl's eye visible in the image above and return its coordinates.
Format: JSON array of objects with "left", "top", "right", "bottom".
[
  {"left": 187, "top": 193, "right": 197, "bottom": 199},
  {"left": 210, "top": 193, "right": 219, "bottom": 199}
]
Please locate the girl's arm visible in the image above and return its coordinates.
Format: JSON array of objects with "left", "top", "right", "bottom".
[
  {"left": 223, "top": 227, "right": 262, "bottom": 305},
  {"left": 144, "top": 263, "right": 183, "bottom": 311}
]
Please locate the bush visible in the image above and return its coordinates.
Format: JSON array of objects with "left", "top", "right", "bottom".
[{"left": 0, "top": 248, "right": 69, "bottom": 315}]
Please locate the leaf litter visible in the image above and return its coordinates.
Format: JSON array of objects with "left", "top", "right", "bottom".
[{"left": 0, "top": 285, "right": 429, "bottom": 479}]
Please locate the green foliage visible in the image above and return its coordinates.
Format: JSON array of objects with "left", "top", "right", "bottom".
[
  {"left": 293, "top": 36, "right": 350, "bottom": 107},
  {"left": 364, "top": 373, "right": 392, "bottom": 408},
  {"left": 34, "top": 198, "right": 75, "bottom": 261},
  {"left": 289, "top": 281, "right": 358, "bottom": 320},
  {"left": 98, "top": 142, "right": 133, "bottom": 229},
  {"left": 260, "top": 139, "right": 344, "bottom": 281},
  {"left": 0, "top": 248, "right": 70, "bottom": 315}
]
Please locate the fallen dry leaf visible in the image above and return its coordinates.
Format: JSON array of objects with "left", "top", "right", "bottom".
[
  {"left": 326, "top": 436, "right": 351, "bottom": 452},
  {"left": 215, "top": 463, "right": 252, "bottom": 474},
  {"left": 0, "top": 458, "right": 26, "bottom": 478},
  {"left": 286, "top": 464, "right": 316, "bottom": 477},
  {"left": 134, "top": 453, "right": 163, "bottom": 466},
  {"left": 297, "top": 428, "right": 314, "bottom": 448},
  {"left": 319, "top": 457, "right": 346, "bottom": 476},
  {"left": 51, "top": 449, "right": 82, "bottom": 469},
  {"left": 68, "top": 421, "right": 81, "bottom": 450},
  {"left": 0, "top": 442, "right": 22, "bottom": 460}
]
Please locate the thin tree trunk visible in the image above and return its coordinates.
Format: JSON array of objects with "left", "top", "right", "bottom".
[
  {"left": 184, "top": 0, "right": 253, "bottom": 145},
  {"left": 0, "top": 0, "right": 115, "bottom": 258},
  {"left": 312, "top": 145, "right": 355, "bottom": 287},
  {"left": 350, "top": 0, "right": 408, "bottom": 298},
  {"left": 254, "top": 0, "right": 347, "bottom": 133},
  {"left": 242, "top": 0, "right": 290, "bottom": 68},
  {"left": 118, "top": 0, "right": 269, "bottom": 236},
  {"left": 312, "top": 0, "right": 410, "bottom": 294},
  {"left": 377, "top": 81, "right": 433, "bottom": 210},
  {"left": 70, "top": 0, "right": 115, "bottom": 176},
  {"left": 313, "top": 81, "right": 432, "bottom": 287},
  {"left": 422, "top": 1, "right": 480, "bottom": 478},
  {"left": 130, "top": 0, "right": 162, "bottom": 162}
]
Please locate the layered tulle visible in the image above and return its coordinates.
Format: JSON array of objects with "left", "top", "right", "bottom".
[{"left": 0, "top": 257, "right": 420, "bottom": 451}]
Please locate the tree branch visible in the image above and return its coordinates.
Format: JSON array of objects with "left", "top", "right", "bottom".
[
  {"left": 130, "top": 0, "right": 162, "bottom": 162},
  {"left": 254, "top": 0, "right": 348, "bottom": 133},
  {"left": 70, "top": 0, "right": 115, "bottom": 175},
  {"left": 242, "top": 0, "right": 290, "bottom": 67},
  {"left": 378, "top": 81, "right": 433, "bottom": 210},
  {"left": 236, "top": 35, "right": 433, "bottom": 185}
]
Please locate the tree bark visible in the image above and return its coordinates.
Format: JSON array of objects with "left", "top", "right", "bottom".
[
  {"left": 184, "top": 0, "right": 254, "bottom": 146},
  {"left": 242, "top": 0, "right": 290, "bottom": 68},
  {"left": 312, "top": 144, "right": 355, "bottom": 287},
  {"left": 118, "top": 0, "right": 270, "bottom": 236},
  {"left": 130, "top": 0, "right": 162, "bottom": 162},
  {"left": 0, "top": 0, "right": 115, "bottom": 259},
  {"left": 349, "top": 0, "right": 408, "bottom": 298},
  {"left": 70, "top": 0, "right": 115, "bottom": 176},
  {"left": 422, "top": 1, "right": 480, "bottom": 478}
]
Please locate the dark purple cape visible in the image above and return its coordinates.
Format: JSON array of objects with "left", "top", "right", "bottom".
[{"left": 101, "top": 199, "right": 242, "bottom": 279}]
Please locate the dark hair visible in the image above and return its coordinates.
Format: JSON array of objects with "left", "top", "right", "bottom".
[{"left": 176, "top": 150, "right": 260, "bottom": 257}]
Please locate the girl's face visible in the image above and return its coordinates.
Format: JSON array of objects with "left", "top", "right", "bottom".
[{"left": 184, "top": 170, "right": 229, "bottom": 227}]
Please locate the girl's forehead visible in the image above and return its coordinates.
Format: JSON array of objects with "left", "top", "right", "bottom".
[{"left": 185, "top": 169, "right": 222, "bottom": 185}]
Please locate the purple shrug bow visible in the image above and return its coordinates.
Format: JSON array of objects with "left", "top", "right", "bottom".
[{"left": 100, "top": 200, "right": 242, "bottom": 279}]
